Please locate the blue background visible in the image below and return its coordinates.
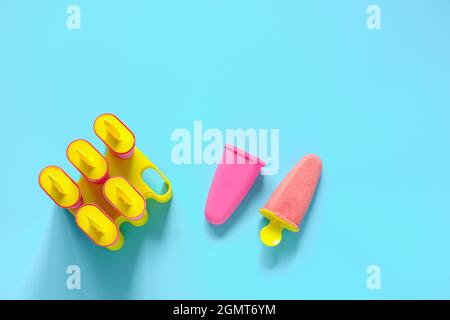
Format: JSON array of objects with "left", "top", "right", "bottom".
[{"left": 1, "top": 0, "right": 450, "bottom": 299}]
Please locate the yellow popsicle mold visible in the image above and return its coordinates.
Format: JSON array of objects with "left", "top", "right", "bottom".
[
  {"left": 67, "top": 139, "right": 109, "bottom": 183},
  {"left": 94, "top": 113, "right": 136, "bottom": 158},
  {"left": 38, "top": 113, "right": 173, "bottom": 251},
  {"left": 259, "top": 209, "right": 299, "bottom": 247},
  {"left": 104, "top": 177, "right": 146, "bottom": 221},
  {"left": 39, "top": 166, "right": 82, "bottom": 209},
  {"left": 76, "top": 204, "right": 120, "bottom": 247}
]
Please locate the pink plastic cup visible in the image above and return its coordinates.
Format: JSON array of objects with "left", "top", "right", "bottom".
[{"left": 205, "top": 144, "right": 265, "bottom": 225}]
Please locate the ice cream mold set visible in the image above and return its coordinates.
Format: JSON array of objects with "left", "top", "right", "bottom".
[{"left": 39, "top": 114, "right": 322, "bottom": 250}]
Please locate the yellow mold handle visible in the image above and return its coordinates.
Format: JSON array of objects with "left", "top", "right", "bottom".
[
  {"left": 260, "top": 209, "right": 299, "bottom": 247},
  {"left": 140, "top": 162, "right": 173, "bottom": 203},
  {"left": 103, "top": 146, "right": 173, "bottom": 204}
]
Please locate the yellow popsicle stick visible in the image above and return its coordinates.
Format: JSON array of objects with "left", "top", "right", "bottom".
[
  {"left": 260, "top": 209, "right": 299, "bottom": 247},
  {"left": 86, "top": 215, "right": 105, "bottom": 234},
  {"left": 76, "top": 204, "right": 119, "bottom": 247},
  {"left": 103, "top": 177, "right": 146, "bottom": 220},
  {"left": 47, "top": 173, "right": 67, "bottom": 196},
  {"left": 94, "top": 114, "right": 135, "bottom": 155},
  {"left": 67, "top": 139, "right": 108, "bottom": 182},
  {"left": 116, "top": 185, "right": 133, "bottom": 207},
  {"left": 39, "top": 166, "right": 81, "bottom": 208},
  {"left": 104, "top": 119, "right": 122, "bottom": 142},
  {"left": 75, "top": 148, "right": 95, "bottom": 169}
]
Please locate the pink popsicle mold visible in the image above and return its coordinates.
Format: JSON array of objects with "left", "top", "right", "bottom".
[{"left": 205, "top": 144, "right": 265, "bottom": 225}]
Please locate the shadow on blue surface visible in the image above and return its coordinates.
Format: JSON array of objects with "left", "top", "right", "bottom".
[
  {"left": 29, "top": 198, "right": 171, "bottom": 299},
  {"left": 206, "top": 174, "right": 264, "bottom": 237}
]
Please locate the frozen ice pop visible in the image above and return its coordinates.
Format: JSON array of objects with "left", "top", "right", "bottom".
[{"left": 260, "top": 154, "right": 322, "bottom": 247}]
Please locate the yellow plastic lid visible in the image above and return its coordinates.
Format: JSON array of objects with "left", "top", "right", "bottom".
[
  {"left": 67, "top": 139, "right": 109, "bottom": 182},
  {"left": 39, "top": 166, "right": 81, "bottom": 208},
  {"left": 94, "top": 114, "right": 135, "bottom": 156},
  {"left": 104, "top": 177, "right": 146, "bottom": 220},
  {"left": 76, "top": 204, "right": 119, "bottom": 247}
]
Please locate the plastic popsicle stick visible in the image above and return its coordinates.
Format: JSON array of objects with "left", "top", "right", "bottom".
[
  {"left": 86, "top": 215, "right": 105, "bottom": 234},
  {"left": 260, "top": 219, "right": 284, "bottom": 247},
  {"left": 94, "top": 114, "right": 135, "bottom": 159},
  {"left": 39, "top": 166, "right": 82, "bottom": 209},
  {"left": 75, "top": 148, "right": 95, "bottom": 169},
  {"left": 47, "top": 173, "right": 67, "bottom": 196},
  {"left": 260, "top": 208, "right": 299, "bottom": 247},
  {"left": 104, "top": 118, "right": 122, "bottom": 143},
  {"left": 103, "top": 177, "right": 146, "bottom": 220},
  {"left": 115, "top": 185, "right": 133, "bottom": 208},
  {"left": 67, "top": 139, "right": 109, "bottom": 183},
  {"left": 76, "top": 204, "right": 119, "bottom": 247}
]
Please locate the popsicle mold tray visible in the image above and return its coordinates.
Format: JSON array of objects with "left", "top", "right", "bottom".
[{"left": 39, "top": 114, "right": 173, "bottom": 251}]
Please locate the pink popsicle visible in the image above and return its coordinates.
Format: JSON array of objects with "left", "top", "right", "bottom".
[
  {"left": 205, "top": 144, "right": 265, "bottom": 225},
  {"left": 260, "top": 154, "right": 322, "bottom": 247}
]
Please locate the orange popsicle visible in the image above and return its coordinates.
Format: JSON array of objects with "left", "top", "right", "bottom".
[{"left": 260, "top": 154, "right": 322, "bottom": 247}]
